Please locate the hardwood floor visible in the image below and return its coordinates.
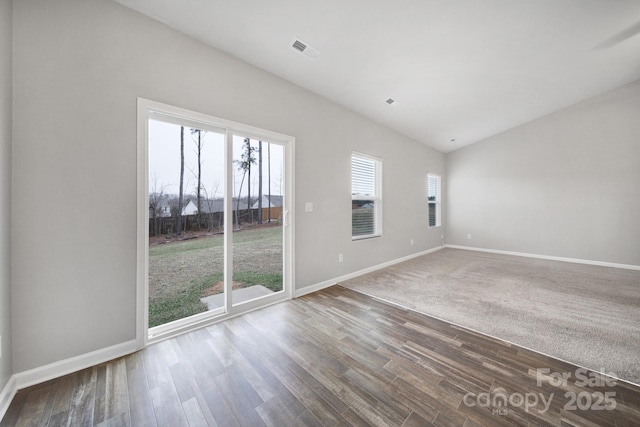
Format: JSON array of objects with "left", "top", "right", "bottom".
[{"left": 2, "top": 285, "right": 640, "bottom": 426}]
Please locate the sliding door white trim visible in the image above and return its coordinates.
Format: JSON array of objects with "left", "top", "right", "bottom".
[{"left": 136, "top": 98, "right": 294, "bottom": 346}]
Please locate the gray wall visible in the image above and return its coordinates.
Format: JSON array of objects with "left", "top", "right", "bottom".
[
  {"left": 0, "top": 0, "right": 12, "bottom": 392},
  {"left": 12, "top": 0, "right": 444, "bottom": 372},
  {"left": 446, "top": 80, "right": 640, "bottom": 266}
]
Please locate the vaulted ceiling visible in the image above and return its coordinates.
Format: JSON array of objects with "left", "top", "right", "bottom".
[{"left": 114, "top": 0, "right": 640, "bottom": 152}]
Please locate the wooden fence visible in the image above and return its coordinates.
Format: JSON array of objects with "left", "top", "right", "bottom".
[{"left": 149, "top": 207, "right": 282, "bottom": 236}]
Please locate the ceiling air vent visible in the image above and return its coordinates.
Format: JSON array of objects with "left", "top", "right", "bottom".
[
  {"left": 292, "top": 40, "right": 307, "bottom": 52},
  {"left": 291, "top": 38, "right": 320, "bottom": 59}
]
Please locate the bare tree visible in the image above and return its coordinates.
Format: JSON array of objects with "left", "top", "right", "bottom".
[
  {"left": 234, "top": 163, "right": 246, "bottom": 230},
  {"left": 246, "top": 138, "right": 254, "bottom": 223},
  {"left": 189, "top": 128, "right": 206, "bottom": 230},
  {"left": 149, "top": 175, "right": 167, "bottom": 237},
  {"left": 201, "top": 181, "right": 221, "bottom": 231},
  {"left": 258, "top": 140, "right": 263, "bottom": 224},
  {"left": 176, "top": 126, "right": 185, "bottom": 236},
  {"left": 268, "top": 142, "right": 271, "bottom": 222},
  {"left": 234, "top": 138, "right": 257, "bottom": 229}
]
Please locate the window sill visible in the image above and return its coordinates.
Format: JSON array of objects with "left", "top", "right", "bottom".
[{"left": 352, "top": 234, "right": 382, "bottom": 241}]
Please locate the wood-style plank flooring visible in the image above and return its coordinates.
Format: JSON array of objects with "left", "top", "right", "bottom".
[{"left": 2, "top": 285, "right": 640, "bottom": 426}]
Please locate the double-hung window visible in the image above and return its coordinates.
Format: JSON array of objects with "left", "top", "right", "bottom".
[
  {"left": 351, "top": 152, "right": 382, "bottom": 239},
  {"left": 428, "top": 173, "right": 441, "bottom": 228}
]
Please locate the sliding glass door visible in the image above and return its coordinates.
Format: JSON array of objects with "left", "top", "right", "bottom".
[
  {"left": 147, "top": 120, "right": 227, "bottom": 328},
  {"left": 138, "top": 99, "right": 293, "bottom": 342},
  {"left": 230, "top": 135, "right": 285, "bottom": 307}
]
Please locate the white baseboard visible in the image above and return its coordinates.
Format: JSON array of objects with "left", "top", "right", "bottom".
[
  {"left": 0, "top": 376, "right": 17, "bottom": 422},
  {"left": 294, "top": 245, "right": 444, "bottom": 298},
  {"left": 13, "top": 339, "right": 138, "bottom": 391},
  {"left": 445, "top": 245, "right": 640, "bottom": 271}
]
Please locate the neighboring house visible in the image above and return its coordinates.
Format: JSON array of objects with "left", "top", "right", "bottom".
[
  {"left": 252, "top": 194, "right": 283, "bottom": 222},
  {"left": 181, "top": 200, "right": 199, "bottom": 216},
  {"left": 201, "top": 199, "right": 225, "bottom": 214},
  {"left": 181, "top": 198, "right": 255, "bottom": 216},
  {"left": 251, "top": 194, "right": 283, "bottom": 209},
  {"left": 232, "top": 198, "right": 251, "bottom": 212},
  {"left": 154, "top": 196, "right": 278, "bottom": 220},
  {"left": 158, "top": 201, "right": 172, "bottom": 217},
  {"left": 149, "top": 199, "right": 172, "bottom": 219}
]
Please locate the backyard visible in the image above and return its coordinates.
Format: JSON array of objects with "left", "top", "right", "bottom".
[{"left": 148, "top": 224, "right": 283, "bottom": 327}]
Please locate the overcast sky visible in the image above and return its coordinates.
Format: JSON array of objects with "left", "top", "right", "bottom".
[{"left": 149, "top": 119, "right": 284, "bottom": 199}]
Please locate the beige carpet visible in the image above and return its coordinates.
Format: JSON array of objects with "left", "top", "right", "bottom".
[{"left": 340, "top": 248, "right": 640, "bottom": 385}]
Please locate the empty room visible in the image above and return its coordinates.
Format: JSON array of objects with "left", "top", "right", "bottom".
[{"left": 1, "top": 0, "right": 639, "bottom": 426}]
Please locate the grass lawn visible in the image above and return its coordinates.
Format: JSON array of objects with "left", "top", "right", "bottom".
[{"left": 149, "top": 225, "right": 283, "bottom": 327}]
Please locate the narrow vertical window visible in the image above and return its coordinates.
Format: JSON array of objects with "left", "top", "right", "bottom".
[
  {"left": 428, "top": 173, "right": 441, "bottom": 228},
  {"left": 352, "top": 153, "right": 382, "bottom": 239}
]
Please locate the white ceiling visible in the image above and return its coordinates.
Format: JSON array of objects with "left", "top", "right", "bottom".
[{"left": 114, "top": 0, "right": 640, "bottom": 153}]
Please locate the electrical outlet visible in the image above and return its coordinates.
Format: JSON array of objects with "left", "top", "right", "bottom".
[
  {"left": 410, "top": 239, "right": 414, "bottom": 246},
  {"left": 467, "top": 233, "right": 472, "bottom": 240},
  {"left": 338, "top": 253, "right": 343, "bottom": 263}
]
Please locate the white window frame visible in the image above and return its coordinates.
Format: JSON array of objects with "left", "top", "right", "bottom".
[
  {"left": 427, "top": 173, "right": 441, "bottom": 229},
  {"left": 351, "top": 152, "right": 382, "bottom": 240},
  {"left": 136, "top": 98, "right": 295, "bottom": 347}
]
